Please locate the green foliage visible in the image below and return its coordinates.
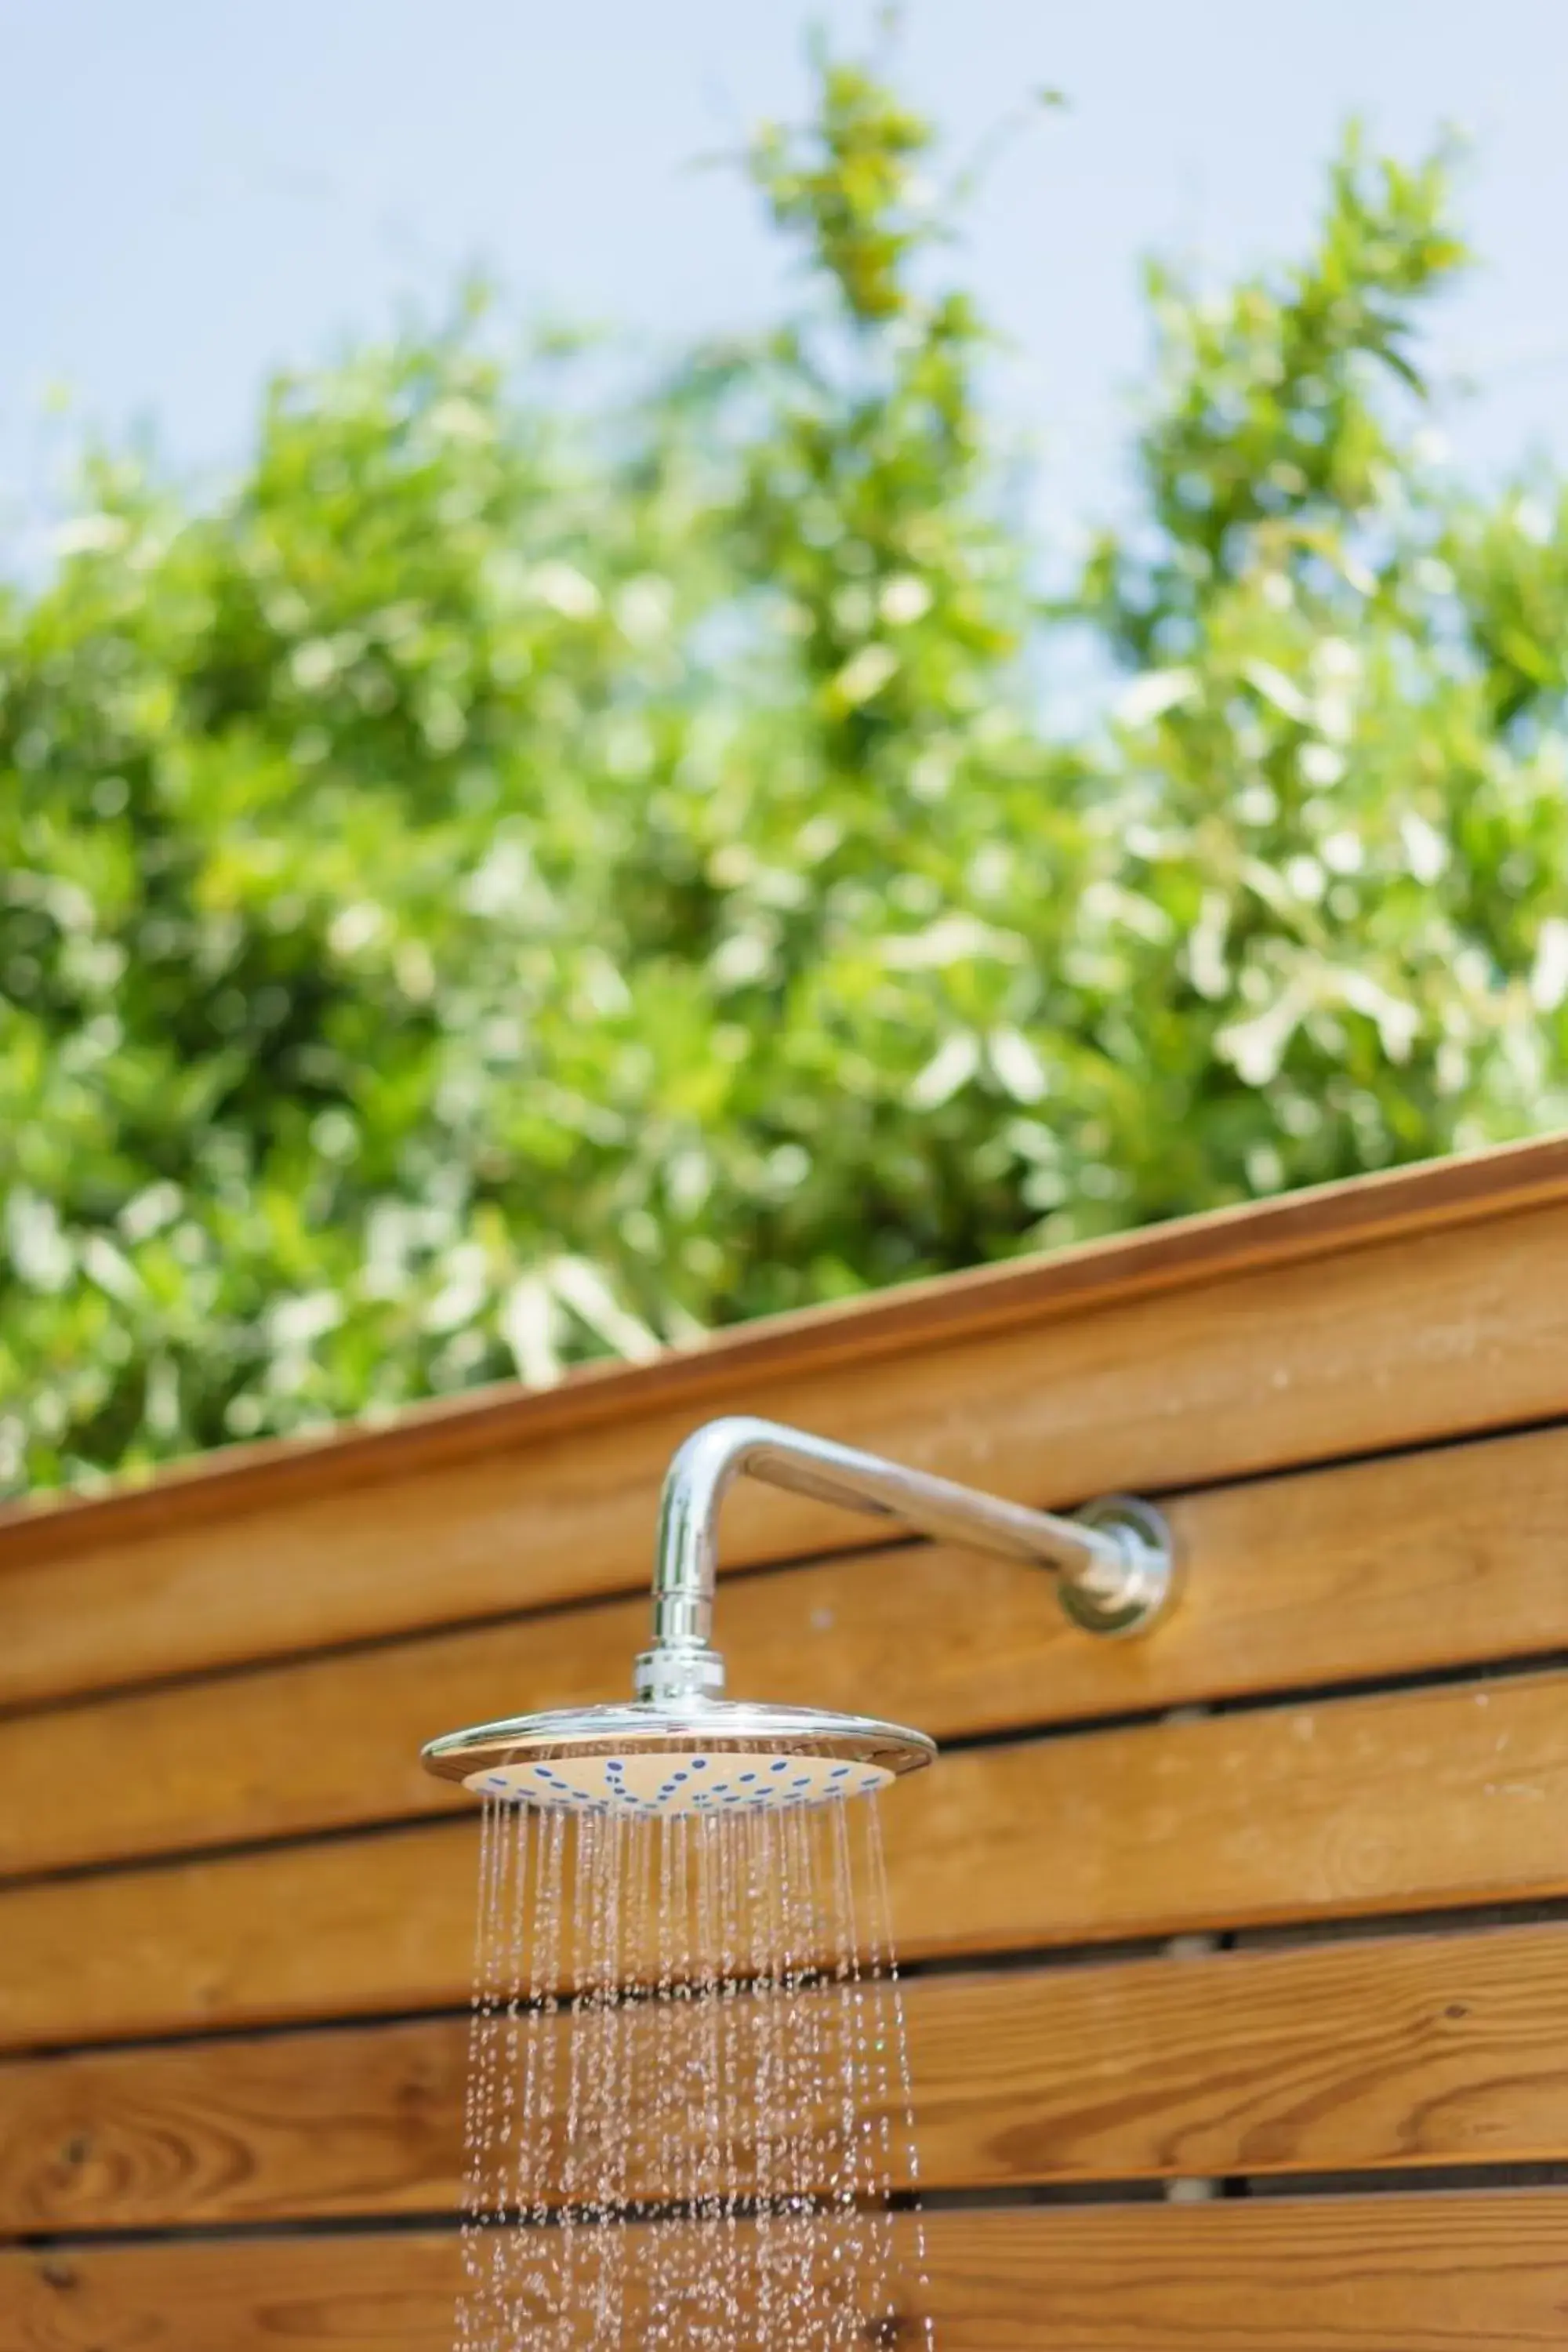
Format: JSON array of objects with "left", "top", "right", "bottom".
[{"left": 5, "top": 46, "right": 1568, "bottom": 1494}]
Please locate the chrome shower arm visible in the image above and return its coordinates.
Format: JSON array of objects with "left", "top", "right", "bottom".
[{"left": 634, "top": 1414, "right": 1176, "bottom": 1703}]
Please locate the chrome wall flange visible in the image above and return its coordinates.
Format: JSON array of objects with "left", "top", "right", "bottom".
[{"left": 1058, "top": 1493, "right": 1179, "bottom": 1638}]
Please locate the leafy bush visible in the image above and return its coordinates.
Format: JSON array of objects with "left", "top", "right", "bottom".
[{"left": 5, "top": 53, "right": 1567, "bottom": 1492}]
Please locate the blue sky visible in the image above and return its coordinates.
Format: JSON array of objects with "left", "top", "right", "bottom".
[{"left": 4, "top": 0, "right": 1566, "bottom": 560}]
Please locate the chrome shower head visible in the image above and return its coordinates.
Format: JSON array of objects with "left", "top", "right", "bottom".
[
  {"left": 420, "top": 1414, "right": 1175, "bottom": 1816},
  {"left": 422, "top": 1697, "right": 935, "bottom": 1815}
]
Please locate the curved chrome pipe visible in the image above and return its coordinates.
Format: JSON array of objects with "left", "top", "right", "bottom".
[{"left": 633, "top": 1415, "right": 1176, "bottom": 1703}]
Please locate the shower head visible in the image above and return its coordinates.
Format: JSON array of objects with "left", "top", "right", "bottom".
[
  {"left": 422, "top": 1697, "right": 935, "bottom": 1815},
  {"left": 421, "top": 1414, "right": 1176, "bottom": 1814}
]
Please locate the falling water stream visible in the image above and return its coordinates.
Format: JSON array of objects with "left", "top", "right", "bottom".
[{"left": 455, "top": 1797, "right": 931, "bottom": 2348}]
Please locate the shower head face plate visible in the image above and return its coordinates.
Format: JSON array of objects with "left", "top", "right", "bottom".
[{"left": 421, "top": 1698, "right": 935, "bottom": 1816}]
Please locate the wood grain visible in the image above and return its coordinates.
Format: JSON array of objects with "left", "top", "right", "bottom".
[
  {"left": 5, "top": 1178, "right": 1568, "bottom": 1711},
  {"left": 7, "top": 1671, "right": 1568, "bottom": 2052},
  {"left": 5, "top": 2194, "right": 1568, "bottom": 2350},
  {"left": 5, "top": 1921, "right": 1568, "bottom": 2230},
  {"left": 12, "top": 1417, "right": 1568, "bottom": 1878}
]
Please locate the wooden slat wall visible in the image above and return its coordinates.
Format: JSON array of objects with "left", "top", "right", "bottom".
[
  {"left": 10, "top": 1671, "right": 1568, "bottom": 2049},
  {"left": 6, "top": 1135, "right": 1568, "bottom": 2347},
  {"left": 13, "top": 1416, "right": 1568, "bottom": 1882}
]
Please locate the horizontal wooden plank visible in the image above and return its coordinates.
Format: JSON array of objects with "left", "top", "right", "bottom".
[
  {"left": 5, "top": 1922, "right": 1567, "bottom": 2230},
  {"left": 13, "top": 1417, "right": 1568, "bottom": 1879},
  {"left": 5, "top": 1165, "right": 1568, "bottom": 1712},
  {"left": 5, "top": 2194, "right": 1568, "bottom": 2349},
  {"left": 5, "top": 1671, "right": 1568, "bottom": 2051}
]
